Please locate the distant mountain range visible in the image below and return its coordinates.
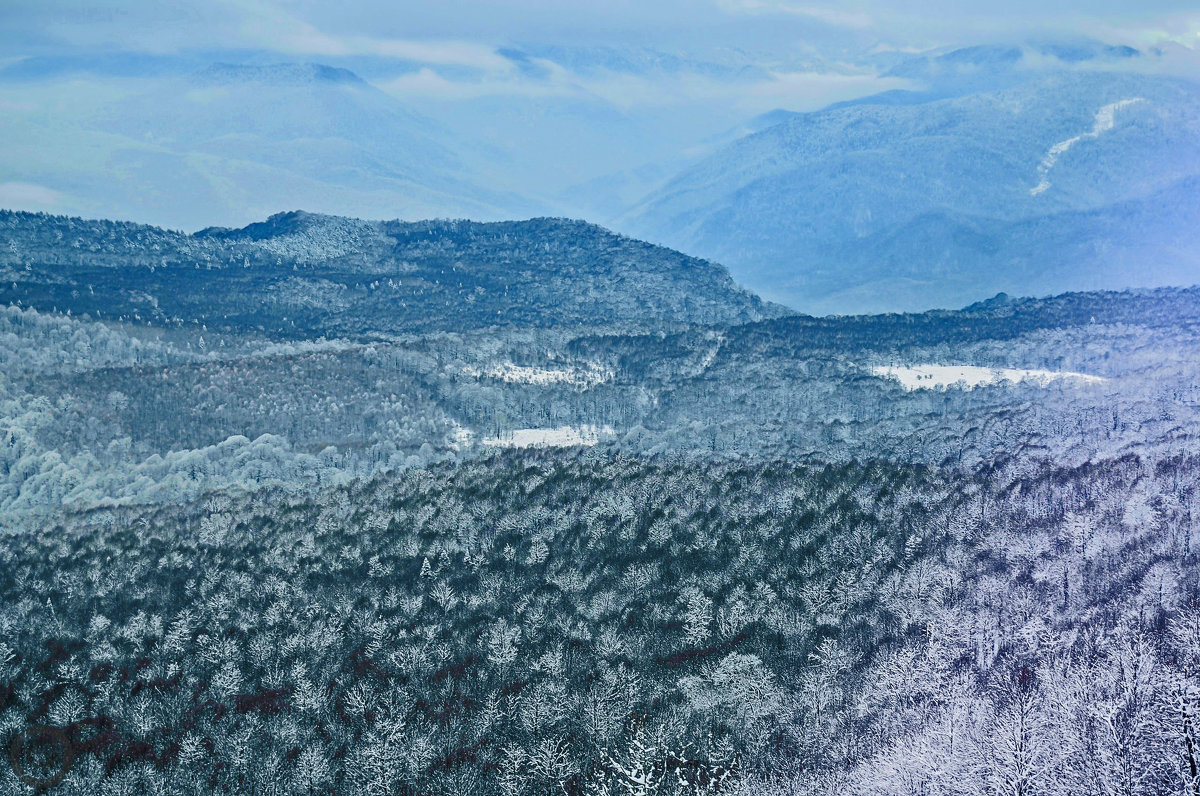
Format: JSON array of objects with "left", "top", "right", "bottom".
[
  {"left": 1, "top": 62, "right": 543, "bottom": 231},
  {"left": 619, "top": 66, "right": 1200, "bottom": 313}
]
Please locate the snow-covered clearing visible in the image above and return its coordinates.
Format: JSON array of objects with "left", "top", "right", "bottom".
[
  {"left": 1030, "top": 98, "right": 1144, "bottom": 196},
  {"left": 482, "top": 425, "right": 615, "bottom": 448},
  {"left": 871, "top": 364, "right": 1105, "bottom": 391},
  {"left": 464, "top": 361, "right": 612, "bottom": 387},
  {"left": 696, "top": 334, "right": 726, "bottom": 374},
  {"left": 448, "top": 422, "right": 474, "bottom": 451}
]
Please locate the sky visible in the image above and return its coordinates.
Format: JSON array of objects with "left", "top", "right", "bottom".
[
  {"left": 4, "top": 0, "right": 1199, "bottom": 75},
  {"left": 4, "top": 0, "right": 1197, "bottom": 122},
  {"left": 2, "top": 0, "right": 1193, "bottom": 137}
]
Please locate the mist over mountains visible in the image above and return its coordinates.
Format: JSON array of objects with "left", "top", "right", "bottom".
[{"left": 0, "top": 60, "right": 543, "bottom": 230}]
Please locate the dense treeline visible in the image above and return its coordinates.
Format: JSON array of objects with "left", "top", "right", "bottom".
[
  {"left": 1, "top": 450, "right": 1197, "bottom": 794},
  {"left": 5, "top": 211, "right": 1200, "bottom": 517},
  {"left": 731, "top": 286, "right": 1200, "bottom": 355}
]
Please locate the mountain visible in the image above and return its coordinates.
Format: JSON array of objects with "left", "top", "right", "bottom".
[
  {"left": 0, "top": 209, "right": 785, "bottom": 337},
  {"left": 0, "top": 62, "right": 542, "bottom": 230},
  {"left": 620, "top": 68, "right": 1200, "bottom": 313},
  {"left": 5, "top": 208, "right": 1198, "bottom": 507},
  {"left": 554, "top": 107, "right": 807, "bottom": 223}
]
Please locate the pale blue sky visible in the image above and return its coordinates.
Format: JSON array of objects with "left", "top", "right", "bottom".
[{"left": 4, "top": 0, "right": 1199, "bottom": 58}]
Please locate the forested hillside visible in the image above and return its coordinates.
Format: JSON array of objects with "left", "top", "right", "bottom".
[
  {"left": 0, "top": 211, "right": 779, "bottom": 337},
  {"left": 2, "top": 450, "right": 1197, "bottom": 794},
  {"left": 6, "top": 282, "right": 1200, "bottom": 512},
  {"left": 2, "top": 211, "right": 1199, "bottom": 794}
]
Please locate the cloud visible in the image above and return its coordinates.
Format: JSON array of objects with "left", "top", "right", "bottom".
[
  {"left": 569, "top": 68, "right": 907, "bottom": 113},
  {"left": 715, "top": 0, "right": 874, "bottom": 29},
  {"left": 215, "top": 0, "right": 513, "bottom": 69},
  {"left": 260, "top": 30, "right": 512, "bottom": 70},
  {"left": 0, "top": 182, "right": 65, "bottom": 209},
  {"left": 380, "top": 67, "right": 567, "bottom": 101},
  {"left": 715, "top": 0, "right": 1200, "bottom": 51},
  {"left": 1075, "top": 12, "right": 1200, "bottom": 49},
  {"left": 381, "top": 57, "right": 907, "bottom": 117},
  {"left": 5, "top": 0, "right": 1198, "bottom": 70},
  {"left": 0, "top": 0, "right": 512, "bottom": 71}
]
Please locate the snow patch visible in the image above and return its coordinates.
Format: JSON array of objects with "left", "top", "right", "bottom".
[
  {"left": 256, "top": 216, "right": 380, "bottom": 262},
  {"left": 449, "top": 422, "right": 474, "bottom": 451},
  {"left": 872, "top": 365, "right": 1105, "bottom": 391},
  {"left": 1030, "top": 98, "right": 1144, "bottom": 196},
  {"left": 696, "top": 334, "right": 726, "bottom": 374},
  {"left": 464, "top": 361, "right": 612, "bottom": 388},
  {"left": 482, "top": 425, "right": 614, "bottom": 448}
]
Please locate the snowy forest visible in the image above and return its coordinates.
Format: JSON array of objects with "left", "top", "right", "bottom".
[{"left": 2, "top": 210, "right": 1200, "bottom": 794}]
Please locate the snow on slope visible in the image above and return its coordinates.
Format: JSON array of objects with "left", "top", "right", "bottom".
[
  {"left": 872, "top": 364, "right": 1105, "bottom": 391},
  {"left": 464, "top": 362, "right": 613, "bottom": 388},
  {"left": 482, "top": 425, "right": 615, "bottom": 448},
  {"left": 1030, "top": 98, "right": 1144, "bottom": 195},
  {"left": 255, "top": 216, "right": 382, "bottom": 262},
  {"left": 449, "top": 423, "right": 474, "bottom": 451}
]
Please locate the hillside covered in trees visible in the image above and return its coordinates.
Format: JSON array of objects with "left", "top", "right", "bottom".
[
  {"left": 3, "top": 451, "right": 1199, "bottom": 794},
  {"left": 2, "top": 211, "right": 1199, "bottom": 794},
  {"left": 0, "top": 211, "right": 781, "bottom": 337}
]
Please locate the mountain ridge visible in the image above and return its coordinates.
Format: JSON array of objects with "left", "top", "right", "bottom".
[{"left": 0, "top": 209, "right": 788, "bottom": 337}]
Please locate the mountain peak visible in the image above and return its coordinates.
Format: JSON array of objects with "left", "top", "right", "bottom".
[
  {"left": 197, "top": 210, "right": 374, "bottom": 241},
  {"left": 963, "top": 292, "right": 1019, "bottom": 311}
]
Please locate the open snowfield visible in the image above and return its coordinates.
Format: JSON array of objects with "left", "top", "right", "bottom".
[
  {"left": 481, "top": 425, "right": 615, "bottom": 448},
  {"left": 464, "top": 361, "right": 613, "bottom": 387},
  {"left": 871, "top": 364, "right": 1106, "bottom": 391}
]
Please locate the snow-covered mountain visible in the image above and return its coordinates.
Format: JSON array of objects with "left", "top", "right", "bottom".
[
  {"left": 0, "top": 209, "right": 784, "bottom": 336},
  {"left": 620, "top": 67, "right": 1200, "bottom": 313}
]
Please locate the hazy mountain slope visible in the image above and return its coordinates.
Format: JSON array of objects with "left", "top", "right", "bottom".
[
  {"left": 0, "top": 63, "right": 541, "bottom": 230},
  {"left": 0, "top": 210, "right": 785, "bottom": 338},
  {"left": 784, "top": 176, "right": 1200, "bottom": 314},
  {"left": 621, "top": 70, "right": 1200, "bottom": 312}
]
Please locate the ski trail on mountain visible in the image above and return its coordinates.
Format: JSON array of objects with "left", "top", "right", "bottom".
[{"left": 1030, "top": 98, "right": 1144, "bottom": 196}]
